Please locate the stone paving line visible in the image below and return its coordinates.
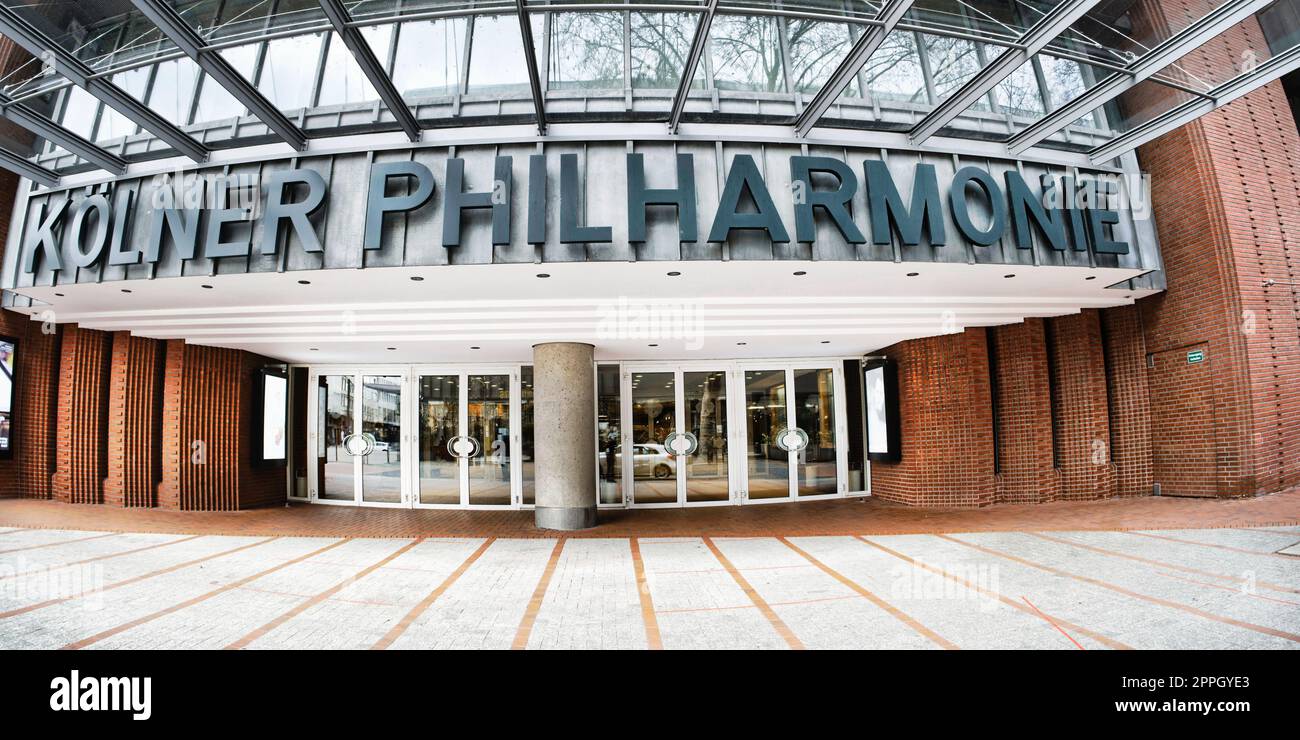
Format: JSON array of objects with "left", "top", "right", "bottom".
[{"left": 0, "top": 527, "right": 1296, "bottom": 650}]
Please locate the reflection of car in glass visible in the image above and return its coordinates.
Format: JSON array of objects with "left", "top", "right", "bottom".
[
  {"left": 599, "top": 443, "right": 676, "bottom": 479},
  {"left": 370, "top": 440, "right": 390, "bottom": 453}
]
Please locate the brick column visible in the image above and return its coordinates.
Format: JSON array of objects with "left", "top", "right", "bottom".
[
  {"left": 1101, "top": 304, "right": 1153, "bottom": 498},
  {"left": 104, "top": 332, "right": 165, "bottom": 507},
  {"left": 870, "top": 328, "right": 996, "bottom": 508},
  {"left": 159, "top": 340, "right": 285, "bottom": 510},
  {"left": 1046, "top": 310, "right": 1115, "bottom": 501},
  {"left": 52, "top": 326, "right": 113, "bottom": 504},
  {"left": 989, "top": 319, "right": 1060, "bottom": 504},
  {"left": 1130, "top": 0, "right": 1300, "bottom": 497}
]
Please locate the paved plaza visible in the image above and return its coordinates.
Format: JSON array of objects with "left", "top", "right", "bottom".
[{"left": 0, "top": 521, "right": 1296, "bottom": 650}]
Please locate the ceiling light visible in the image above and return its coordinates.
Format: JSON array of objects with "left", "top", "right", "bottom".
[
  {"left": 1003, "top": 274, "right": 1015, "bottom": 279},
  {"left": 793, "top": 270, "right": 807, "bottom": 276},
  {"left": 410, "top": 276, "right": 424, "bottom": 282},
  {"left": 667, "top": 271, "right": 681, "bottom": 276},
  {"left": 120, "top": 289, "right": 132, "bottom": 293},
  {"left": 1085, "top": 276, "right": 1096, "bottom": 281},
  {"left": 201, "top": 284, "right": 213, "bottom": 289},
  {"left": 536, "top": 273, "right": 550, "bottom": 279},
  {"left": 906, "top": 272, "right": 919, "bottom": 277},
  {"left": 298, "top": 279, "right": 311, "bottom": 285}
]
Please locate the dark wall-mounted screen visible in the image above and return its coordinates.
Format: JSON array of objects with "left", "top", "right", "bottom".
[
  {"left": 0, "top": 336, "right": 15, "bottom": 459},
  {"left": 863, "top": 358, "right": 900, "bottom": 463},
  {"left": 255, "top": 368, "right": 288, "bottom": 465}
]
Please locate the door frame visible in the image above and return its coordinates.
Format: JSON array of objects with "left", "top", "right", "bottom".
[
  {"left": 409, "top": 364, "right": 522, "bottom": 510},
  {"left": 305, "top": 365, "right": 412, "bottom": 508}
]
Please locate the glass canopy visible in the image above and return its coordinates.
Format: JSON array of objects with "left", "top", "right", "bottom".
[{"left": 0, "top": 0, "right": 1295, "bottom": 183}]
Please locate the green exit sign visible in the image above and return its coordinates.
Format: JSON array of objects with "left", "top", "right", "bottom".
[{"left": 1187, "top": 350, "right": 1206, "bottom": 364}]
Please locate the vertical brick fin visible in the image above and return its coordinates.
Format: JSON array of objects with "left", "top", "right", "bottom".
[
  {"left": 870, "top": 328, "right": 996, "bottom": 508},
  {"left": 1046, "top": 311, "right": 1115, "bottom": 501},
  {"left": 52, "top": 327, "right": 113, "bottom": 505},
  {"left": 1132, "top": 0, "right": 1300, "bottom": 498},
  {"left": 990, "top": 319, "right": 1061, "bottom": 504},
  {"left": 157, "top": 341, "right": 284, "bottom": 511},
  {"left": 105, "top": 333, "right": 164, "bottom": 507},
  {"left": 1101, "top": 305, "right": 1153, "bottom": 498}
]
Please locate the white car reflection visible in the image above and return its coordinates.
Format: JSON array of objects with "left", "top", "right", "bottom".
[{"left": 599, "top": 443, "right": 677, "bottom": 479}]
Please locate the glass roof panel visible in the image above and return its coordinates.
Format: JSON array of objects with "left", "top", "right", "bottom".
[
  {"left": 547, "top": 12, "right": 625, "bottom": 90},
  {"left": 630, "top": 12, "right": 699, "bottom": 91},
  {"left": 786, "top": 19, "right": 866, "bottom": 95},
  {"left": 707, "top": 14, "right": 788, "bottom": 93}
]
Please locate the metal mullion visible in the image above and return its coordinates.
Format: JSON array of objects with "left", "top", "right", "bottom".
[
  {"left": 352, "top": 371, "right": 363, "bottom": 505},
  {"left": 1089, "top": 42, "right": 1300, "bottom": 164},
  {"left": 317, "top": 0, "right": 422, "bottom": 141},
  {"left": 0, "top": 94, "right": 128, "bottom": 174},
  {"left": 459, "top": 372, "right": 469, "bottom": 506},
  {"left": 0, "top": 148, "right": 59, "bottom": 187},
  {"left": 908, "top": 0, "right": 1104, "bottom": 145},
  {"left": 130, "top": 0, "right": 308, "bottom": 150},
  {"left": 791, "top": 0, "right": 914, "bottom": 136},
  {"left": 1008, "top": 0, "right": 1272, "bottom": 154},
  {"left": 516, "top": 0, "right": 548, "bottom": 134},
  {"left": 785, "top": 368, "right": 797, "bottom": 500},
  {"left": 668, "top": 0, "right": 718, "bottom": 133},
  {"left": 0, "top": 4, "right": 209, "bottom": 162},
  {"left": 675, "top": 368, "right": 686, "bottom": 506}
]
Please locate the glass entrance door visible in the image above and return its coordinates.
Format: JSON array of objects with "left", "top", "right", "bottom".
[
  {"left": 626, "top": 366, "right": 734, "bottom": 507},
  {"left": 310, "top": 370, "right": 409, "bottom": 506},
  {"left": 414, "top": 368, "right": 519, "bottom": 508},
  {"left": 738, "top": 365, "right": 845, "bottom": 502}
]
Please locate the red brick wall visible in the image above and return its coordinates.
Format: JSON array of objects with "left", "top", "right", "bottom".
[
  {"left": 870, "top": 329, "right": 997, "bottom": 508},
  {"left": 988, "top": 319, "right": 1060, "bottom": 504},
  {"left": 51, "top": 326, "right": 113, "bottom": 504},
  {"left": 158, "top": 340, "right": 285, "bottom": 511},
  {"left": 1101, "top": 304, "right": 1154, "bottom": 498},
  {"left": 104, "top": 332, "right": 164, "bottom": 507},
  {"left": 0, "top": 309, "right": 59, "bottom": 500},
  {"left": 1132, "top": 0, "right": 1300, "bottom": 498},
  {"left": 1045, "top": 310, "right": 1117, "bottom": 501}
]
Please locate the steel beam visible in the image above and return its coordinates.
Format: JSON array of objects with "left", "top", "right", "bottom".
[
  {"left": 0, "top": 92, "right": 128, "bottom": 174},
  {"left": 516, "top": 0, "right": 548, "bottom": 134},
  {"left": 0, "top": 147, "right": 59, "bottom": 187},
  {"left": 793, "top": 0, "right": 915, "bottom": 137},
  {"left": 0, "top": 5, "right": 208, "bottom": 162},
  {"left": 908, "top": 0, "right": 1104, "bottom": 145},
  {"left": 1007, "top": 0, "right": 1272, "bottom": 154},
  {"left": 1089, "top": 42, "right": 1300, "bottom": 163},
  {"left": 317, "top": 0, "right": 420, "bottom": 142},
  {"left": 131, "top": 0, "right": 307, "bottom": 150},
  {"left": 668, "top": 0, "right": 719, "bottom": 133}
]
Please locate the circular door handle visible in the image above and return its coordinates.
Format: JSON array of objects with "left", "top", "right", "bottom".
[
  {"left": 344, "top": 433, "right": 375, "bottom": 456},
  {"left": 447, "top": 435, "right": 480, "bottom": 459},
  {"left": 663, "top": 431, "right": 698, "bottom": 457},
  {"left": 775, "top": 427, "right": 809, "bottom": 452}
]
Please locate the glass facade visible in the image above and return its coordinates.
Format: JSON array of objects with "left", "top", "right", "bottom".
[{"left": 3, "top": 0, "right": 1277, "bottom": 170}]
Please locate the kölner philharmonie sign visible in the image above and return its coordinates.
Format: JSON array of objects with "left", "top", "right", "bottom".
[{"left": 8, "top": 140, "right": 1160, "bottom": 288}]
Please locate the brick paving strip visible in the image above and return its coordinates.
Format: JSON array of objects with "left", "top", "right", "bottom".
[
  {"left": 855, "top": 536, "right": 1130, "bottom": 650},
  {"left": 779, "top": 536, "right": 958, "bottom": 650},
  {"left": 0, "top": 534, "right": 204, "bottom": 582},
  {"left": 1029, "top": 532, "right": 1300, "bottom": 596},
  {"left": 0, "top": 532, "right": 118, "bottom": 555},
  {"left": 371, "top": 537, "right": 496, "bottom": 650},
  {"left": 511, "top": 539, "right": 566, "bottom": 650},
  {"left": 938, "top": 534, "right": 1300, "bottom": 645},
  {"left": 703, "top": 537, "right": 805, "bottom": 650},
  {"left": 0, "top": 537, "right": 280, "bottom": 620},
  {"left": 62, "top": 539, "right": 348, "bottom": 650},
  {"left": 1020, "top": 597, "right": 1084, "bottom": 649},
  {"left": 1127, "top": 530, "right": 1300, "bottom": 559},
  {"left": 224, "top": 538, "right": 426, "bottom": 650},
  {"left": 628, "top": 538, "right": 663, "bottom": 650},
  {"left": 1233, "top": 527, "right": 1300, "bottom": 538}
]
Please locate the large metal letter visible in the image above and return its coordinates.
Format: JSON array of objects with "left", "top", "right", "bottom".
[
  {"left": 560, "top": 153, "right": 612, "bottom": 244},
  {"left": 23, "top": 198, "right": 68, "bottom": 273},
  {"left": 364, "top": 161, "right": 435, "bottom": 250},
  {"left": 707, "top": 154, "right": 790, "bottom": 243},
  {"left": 949, "top": 167, "right": 1005, "bottom": 247},
  {"left": 864, "top": 161, "right": 945, "bottom": 247},
  {"left": 65, "top": 194, "right": 112, "bottom": 268},
  {"left": 261, "top": 169, "right": 328, "bottom": 255},
  {"left": 1005, "top": 171, "right": 1066, "bottom": 251},
  {"left": 627, "top": 152, "right": 697, "bottom": 243},
  {"left": 442, "top": 156, "right": 512, "bottom": 247},
  {"left": 791, "top": 156, "right": 865, "bottom": 244}
]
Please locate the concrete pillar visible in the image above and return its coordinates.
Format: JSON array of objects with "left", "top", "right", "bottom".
[{"left": 532, "top": 342, "right": 597, "bottom": 530}]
